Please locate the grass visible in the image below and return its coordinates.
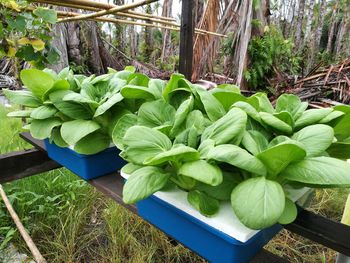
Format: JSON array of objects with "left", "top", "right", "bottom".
[{"left": 0, "top": 104, "right": 349, "bottom": 262}]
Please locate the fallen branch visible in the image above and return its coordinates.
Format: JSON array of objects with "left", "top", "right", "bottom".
[{"left": 0, "top": 184, "right": 47, "bottom": 263}]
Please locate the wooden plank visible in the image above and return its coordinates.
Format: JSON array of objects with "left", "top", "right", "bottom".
[
  {"left": 0, "top": 149, "right": 61, "bottom": 184},
  {"left": 178, "top": 0, "right": 194, "bottom": 80},
  {"left": 20, "top": 133, "right": 46, "bottom": 152},
  {"left": 250, "top": 250, "right": 289, "bottom": 263},
  {"left": 285, "top": 209, "right": 350, "bottom": 256},
  {"left": 89, "top": 174, "right": 137, "bottom": 214}
]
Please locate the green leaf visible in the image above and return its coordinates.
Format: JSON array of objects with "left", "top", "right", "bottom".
[
  {"left": 232, "top": 101, "right": 261, "bottom": 122},
  {"left": 241, "top": 130, "right": 268, "bottom": 155},
  {"left": 43, "top": 79, "right": 70, "bottom": 100},
  {"left": 63, "top": 92, "right": 99, "bottom": 106},
  {"left": 260, "top": 112, "right": 293, "bottom": 134},
  {"left": 148, "top": 79, "right": 165, "bottom": 99},
  {"left": 216, "top": 84, "right": 241, "bottom": 93},
  {"left": 123, "top": 166, "right": 170, "bottom": 204},
  {"left": 179, "top": 160, "right": 222, "bottom": 186},
  {"left": 30, "top": 118, "right": 61, "bottom": 139},
  {"left": 333, "top": 112, "right": 350, "bottom": 140},
  {"left": 201, "top": 108, "right": 247, "bottom": 145},
  {"left": 327, "top": 142, "right": 350, "bottom": 159},
  {"left": 112, "top": 113, "right": 138, "bottom": 149},
  {"left": 319, "top": 110, "right": 344, "bottom": 124},
  {"left": 137, "top": 100, "right": 175, "bottom": 128},
  {"left": 195, "top": 171, "right": 241, "bottom": 201},
  {"left": 94, "top": 93, "right": 124, "bottom": 117},
  {"left": 198, "top": 139, "right": 215, "bottom": 158},
  {"left": 187, "top": 190, "right": 220, "bottom": 217},
  {"left": 162, "top": 73, "right": 185, "bottom": 101},
  {"left": 211, "top": 89, "right": 246, "bottom": 111},
  {"left": 292, "top": 124, "right": 334, "bottom": 157},
  {"left": 207, "top": 144, "right": 266, "bottom": 176},
  {"left": 186, "top": 110, "right": 206, "bottom": 133},
  {"left": 278, "top": 198, "right": 297, "bottom": 225},
  {"left": 173, "top": 127, "right": 199, "bottom": 148},
  {"left": 282, "top": 157, "right": 350, "bottom": 187},
  {"left": 274, "top": 111, "right": 294, "bottom": 127},
  {"left": 20, "top": 69, "right": 55, "bottom": 100},
  {"left": 7, "top": 110, "right": 32, "bottom": 118},
  {"left": 127, "top": 73, "right": 149, "bottom": 86},
  {"left": 121, "top": 126, "right": 172, "bottom": 164},
  {"left": 194, "top": 85, "right": 226, "bottom": 121},
  {"left": 295, "top": 108, "right": 333, "bottom": 129},
  {"left": 275, "top": 94, "right": 304, "bottom": 119},
  {"left": 74, "top": 131, "right": 110, "bottom": 154},
  {"left": 3, "top": 89, "right": 41, "bottom": 108},
  {"left": 171, "top": 96, "right": 194, "bottom": 136},
  {"left": 121, "top": 163, "right": 143, "bottom": 175},
  {"left": 51, "top": 127, "right": 68, "bottom": 147},
  {"left": 250, "top": 92, "right": 274, "bottom": 113},
  {"left": 33, "top": 7, "right": 57, "bottom": 24},
  {"left": 257, "top": 142, "right": 306, "bottom": 177},
  {"left": 231, "top": 177, "right": 285, "bottom": 229},
  {"left": 54, "top": 101, "right": 93, "bottom": 120},
  {"left": 121, "top": 85, "right": 155, "bottom": 100},
  {"left": 144, "top": 144, "right": 199, "bottom": 165},
  {"left": 61, "top": 120, "right": 101, "bottom": 145},
  {"left": 30, "top": 105, "right": 57, "bottom": 119}
]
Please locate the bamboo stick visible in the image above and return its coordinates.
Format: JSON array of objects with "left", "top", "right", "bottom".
[
  {"left": 33, "top": 0, "right": 176, "bottom": 21},
  {"left": 55, "top": 10, "right": 227, "bottom": 38},
  {"left": 58, "top": 0, "right": 158, "bottom": 23},
  {"left": 57, "top": 12, "right": 202, "bottom": 35},
  {"left": 0, "top": 184, "right": 47, "bottom": 263},
  {"left": 32, "top": 0, "right": 227, "bottom": 37}
]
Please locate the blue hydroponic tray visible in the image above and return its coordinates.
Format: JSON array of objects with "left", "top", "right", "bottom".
[
  {"left": 44, "top": 139, "right": 125, "bottom": 180},
  {"left": 137, "top": 195, "right": 281, "bottom": 263}
]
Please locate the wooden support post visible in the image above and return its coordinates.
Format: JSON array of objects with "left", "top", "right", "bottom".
[{"left": 179, "top": 0, "right": 194, "bottom": 80}]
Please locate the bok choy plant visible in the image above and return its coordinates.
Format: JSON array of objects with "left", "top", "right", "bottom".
[
  {"left": 118, "top": 74, "right": 350, "bottom": 230},
  {"left": 4, "top": 67, "right": 137, "bottom": 154}
]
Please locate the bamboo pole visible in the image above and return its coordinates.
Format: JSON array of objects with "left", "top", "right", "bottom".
[
  {"left": 33, "top": 0, "right": 176, "bottom": 21},
  {"left": 0, "top": 184, "right": 47, "bottom": 263},
  {"left": 55, "top": 9, "right": 227, "bottom": 37},
  {"left": 56, "top": 12, "right": 202, "bottom": 35},
  {"left": 31, "top": 0, "right": 227, "bottom": 37},
  {"left": 58, "top": 0, "right": 158, "bottom": 23}
]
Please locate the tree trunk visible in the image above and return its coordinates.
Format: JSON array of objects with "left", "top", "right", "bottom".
[
  {"left": 66, "top": 22, "right": 82, "bottom": 65},
  {"left": 303, "top": 0, "right": 315, "bottom": 48},
  {"left": 50, "top": 23, "right": 69, "bottom": 72},
  {"left": 326, "top": 1, "right": 339, "bottom": 53},
  {"left": 129, "top": 25, "right": 138, "bottom": 58},
  {"left": 234, "top": 0, "right": 253, "bottom": 88},
  {"left": 294, "top": 0, "right": 306, "bottom": 52},
  {"left": 335, "top": 10, "right": 350, "bottom": 57},
  {"left": 160, "top": 0, "right": 173, "bottom": 63},
  {"left": 143, "top": 5, "right": 153, "bottom": 63},
  {"left": 306, "top": 0, "right": 327, "bottom": 72}
]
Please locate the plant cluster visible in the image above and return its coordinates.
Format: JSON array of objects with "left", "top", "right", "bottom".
[
  {"left": 0, "top": 1, "right": 59, "bottom": 67},
  {"left": 4, "top": 66, "right": 146, "bottom": 154},
  {"left": 245, "top": 26, "right": 301, "bottom": 90},
  {"left": 6, "top": 68, "right": 350, "bottom": 230},
  {"left": 114, "top": 74, "right": 350, "bottom": 230}
]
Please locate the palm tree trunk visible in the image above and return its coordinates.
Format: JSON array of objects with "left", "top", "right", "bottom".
[{"left": 303, "top": 0, "right": 315, "bottom": 48}]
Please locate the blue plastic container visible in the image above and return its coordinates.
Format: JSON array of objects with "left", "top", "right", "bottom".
[
  {"left": 137, "top": 195, "right": 281, "bottom": 263},
  {"left": 44, "top": 139, "right": 126, "bottom": 180}
]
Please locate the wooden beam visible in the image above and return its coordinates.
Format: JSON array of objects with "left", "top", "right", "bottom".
[
  {"left": 0, "top": 149, "right": 61, "bottom": 184},
  {"left": 179, "top": 0, "right": 194, "bottom": 80},
  {"left": 58, "top": 0, "right": 158, "bottom": 23},
  {"left": 285, "top": 209, "right": 350, "bottom": 256}
]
